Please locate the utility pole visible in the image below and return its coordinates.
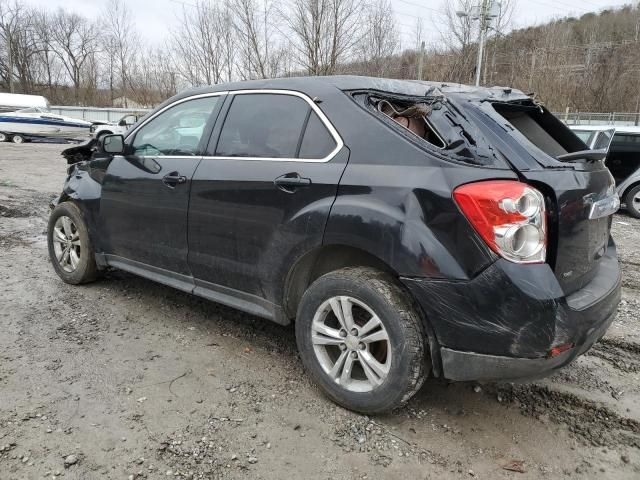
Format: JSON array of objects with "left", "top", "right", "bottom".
[
  {"left": 457, "top": 0, "right": 501, "bottom": 87},
  {"left": 474, "top": 0, "right": 488, "bottom": 87},
  {"left": 417, "top": 41, "right": 425, "bottom": 80}
]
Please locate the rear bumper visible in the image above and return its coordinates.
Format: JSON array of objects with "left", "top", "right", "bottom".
[
  {"left": 402, "top": 240, "right": 621, "bottom": 382},
  {"left": 439, "top": 306, "right": 615, "bottom": 381}
]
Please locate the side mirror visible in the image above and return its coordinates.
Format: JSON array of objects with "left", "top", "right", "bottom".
[{"left": 102, "top": 134, "right": 125, "bottom": 154}]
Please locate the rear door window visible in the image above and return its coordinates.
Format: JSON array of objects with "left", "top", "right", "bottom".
[
  {"left": 299, "top": 112, "right": 337, "bottom": 159},
  {"left": 215, "top": 94, "right": 309, "bottom": 158}
]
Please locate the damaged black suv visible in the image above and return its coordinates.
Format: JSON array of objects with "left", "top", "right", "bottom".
[{"left": 48, "top": 76, "right": 621, "bottom": 413}]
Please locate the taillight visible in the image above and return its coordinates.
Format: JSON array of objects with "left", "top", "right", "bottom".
[{"left": 453, "top": 180, "right": 547, "bottom": 264}]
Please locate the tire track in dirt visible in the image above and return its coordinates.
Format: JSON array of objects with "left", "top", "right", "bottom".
[
  {"left": 586, "top": 338, "right": 640, "bottom": 374},
  {"left": 496, "top": 383, "right": 640, "bottom": 448}
]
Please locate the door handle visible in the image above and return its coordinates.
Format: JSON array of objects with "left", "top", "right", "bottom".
[
  {"left": 162, "top": 171, "right": 187, "bottom": 188},
  {"left": 274, "top": 173, "right": 311, "bottom": 192}
]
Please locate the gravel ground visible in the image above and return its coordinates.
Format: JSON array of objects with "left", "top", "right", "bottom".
[{"left": 0, "top": 143, "right": 639, "bottom": 480}]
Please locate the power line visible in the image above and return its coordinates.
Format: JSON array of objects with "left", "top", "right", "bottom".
[{"left": 396, "top": 0, "right": 447, "bottom": 16}]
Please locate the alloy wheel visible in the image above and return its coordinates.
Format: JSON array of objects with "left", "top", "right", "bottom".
[
  {"left": 311, "top": 295, "right": 391, "bottom": 393},
  {"left": 52, "top": 215, "right": 81, "bottom": 273}
]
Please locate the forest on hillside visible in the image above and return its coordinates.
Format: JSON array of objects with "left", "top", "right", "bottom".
[
  {"left": 408, "top": 1, "right": 640, "bottom": 113},
  {"left": 1, "top": 0, "right": 639, "bottom": 112}
]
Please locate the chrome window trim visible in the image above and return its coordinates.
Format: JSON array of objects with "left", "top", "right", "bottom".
[
  {"left": 204, "top": 89, "right": 343, "bottom": 163},
  {"left": 124, "top": 89, "right": 344, "bottom": 163}
]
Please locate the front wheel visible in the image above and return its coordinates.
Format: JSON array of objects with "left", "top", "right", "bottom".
[
  {"left": 47, "top": 202, "right": 98, "bottom": 284},
  {"left": 11, "top": 134, "right": 24, "bottom": 144},
  {"left": 625, "top": 185, "right": 640, "bottom": 219},
  {"left": 296, "top": 267, "right": 429, "bottom": 414}
]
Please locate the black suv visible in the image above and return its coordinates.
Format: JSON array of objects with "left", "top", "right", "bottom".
[{"left": 48, "top": 76, "right": 621, "bottom": 413}]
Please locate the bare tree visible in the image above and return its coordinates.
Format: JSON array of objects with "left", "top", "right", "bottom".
[
  {"left": 102, "top": 0, "right": 139, "bottom": 107},
  {"left": 131, "top": 47, "right": 178, "bottom": 107},
  {"left": 33, "top": 10, "right": 61, "bottom": 99},
  {"left": 439, "top": 0, "right": 476, "bottom": 83},
  {"left": 231, "top": 0, "right": 275, "bottom": 79},
  {"left": 285, "top": 0, "right": 362, "bottom": 75},
  {"left": 0, "top": 0, "right": 30, "bottom": 92},
  {"left": 356, "top": 0, "right": 399, "bottom": 77},
  {"left": 171, "top": 1, "right": 234, "bottom": 86},
  {"left": 482, "top": 0, "right": 515, "bottom": 85},
  {"left": 49, "top": 9, "right": 99, "bottom": 104}
]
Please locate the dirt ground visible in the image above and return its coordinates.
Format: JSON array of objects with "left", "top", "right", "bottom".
[{"left": 0, "top": 143, "right": 638, "bottom": 480}]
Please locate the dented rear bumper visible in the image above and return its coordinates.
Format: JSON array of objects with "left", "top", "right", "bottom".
[{"left": 402, "top": 240, "right": 621, "bottom": 382}]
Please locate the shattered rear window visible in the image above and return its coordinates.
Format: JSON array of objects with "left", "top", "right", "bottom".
[
  {"left": 374, "top": 98, "right": 445, "bottom": 148},
  {"left": 349, "top": 90, "right": 499, "bottom": 166}
]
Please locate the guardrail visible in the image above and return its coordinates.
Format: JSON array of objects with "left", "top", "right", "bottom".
[
  {"left": 49, "top": 106, "right": 151, "bottom": 123},
  {"left": 553, "top": 112, "right": 640, "bottom": 126}
]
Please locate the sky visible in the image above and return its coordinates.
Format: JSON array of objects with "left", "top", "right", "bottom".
[{"left": 23, "top": 0, "right": 637, "bottom": 50}]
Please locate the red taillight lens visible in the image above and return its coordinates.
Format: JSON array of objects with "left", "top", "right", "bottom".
[{"left": 453, "top": 180, "right": 547, "bottom": 264}]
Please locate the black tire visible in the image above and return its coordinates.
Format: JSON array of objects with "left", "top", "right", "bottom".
[
  {"left": 296, "top": 267, "right": 429, "bottom": 414},
  {"left": 625, "top": 184, "right": 640, "bottom": 219},
  {"left": 47, "top": 202, "right": 98, "bottom": 284},
  {"left": 11, "top": 134, "right": 24, "bottom": 144}
]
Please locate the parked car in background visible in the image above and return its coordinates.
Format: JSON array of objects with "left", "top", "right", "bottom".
[
  {"left": 571, "top": 125, "right": 640, "bottom": 217},
  {"left": 48, "top": 77, "right": 620, "bottom": 413},
  {"left": 90, "top": 113, "right": 146, "bottom": 140}
]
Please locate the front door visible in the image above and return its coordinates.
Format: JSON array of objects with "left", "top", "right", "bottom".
[
  {"left": 99, "top": 94, "right": 224, "bottom": 286},
  {"left": 188, "top": 91, "right": 347, "bottom": 308}
]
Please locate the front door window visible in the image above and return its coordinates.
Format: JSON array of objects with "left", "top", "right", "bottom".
[{"left": 132, "top": 96, "right": 220, "bottom": 156}]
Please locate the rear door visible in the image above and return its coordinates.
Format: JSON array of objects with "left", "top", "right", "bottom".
[
  {"left": 188, "top": 90, "right": 348, "bottom": 308},
  {"left": 99, "top": 94, "right": 224, "bottom": 285}
]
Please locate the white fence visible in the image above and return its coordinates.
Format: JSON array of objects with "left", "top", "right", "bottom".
[
  {"left": 49, "top": 106, "right": 150, "bottom": 123},
  {"left": 554, "top": 111, "right": 640, "bottom": 126}
]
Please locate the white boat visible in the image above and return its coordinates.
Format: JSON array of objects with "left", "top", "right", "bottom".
[
  {"left": 0, "top": 92, "right": 49, "bottom": 112},
  {"left": 0, "top": 107, "right": 92, "bottom": 143}
]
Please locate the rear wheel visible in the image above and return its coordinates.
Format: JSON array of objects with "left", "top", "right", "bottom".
[
  {"left": 625, "top": 184, "right": 640, "bottom": 218},
  {"left": 0, "top": 132, "right": 7, "bottom": 142},
  {"left": 47, "top": 202, "right": 98, "bottom": 284},
  {"left": 11, "top": 134, "right": 24, "bottom": 144},
  {"left": 296, "top": 267, "right": 428, "bottom": 413}
]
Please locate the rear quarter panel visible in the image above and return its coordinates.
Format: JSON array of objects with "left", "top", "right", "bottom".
[{"left": 321, "top": 93, "right": 516, "bottom": 280}]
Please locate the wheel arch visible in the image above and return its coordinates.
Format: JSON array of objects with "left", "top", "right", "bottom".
[
  {"left": 54, "top": 169, "right": 104, "bottom": 253},
  {"left": 621, "top": 180, "right": 640, "bottom": 202},
  {"left": 282, "top": 243, "right": 442, "bottom": 376},
  {"left": 283, "top": 244, "right": 396, "bottom": 320}
]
